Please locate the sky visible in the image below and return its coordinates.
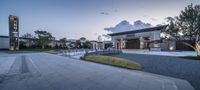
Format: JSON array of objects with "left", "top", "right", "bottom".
[{"left": 0, "top": 0, "right": 200, "bottom": 40}]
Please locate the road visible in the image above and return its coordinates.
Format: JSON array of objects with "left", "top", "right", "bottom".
[
  {"left": 0, "top": 53, "right": 194, "bottom": 90},
  {"left": 111, "top": 53, "right": 200, "bottom": 90}
]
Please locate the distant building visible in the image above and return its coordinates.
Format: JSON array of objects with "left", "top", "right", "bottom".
[
  {"left": 9, "top": 15, "right": 19, "bottom": 50},
  {"left": 90, "top": 41, "right": 112, "bottom": 50},
  {"left": 0, "top": 36, "right": 9, "bottom": 49},
  {"left": 90, "top": 41, "right": 99, "bottom": 50}
]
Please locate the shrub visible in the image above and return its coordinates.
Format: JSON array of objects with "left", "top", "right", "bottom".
[{"left": 81, "top": 55, "right": 142, "bottom": 70}]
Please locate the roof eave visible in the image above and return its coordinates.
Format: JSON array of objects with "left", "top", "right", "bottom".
[{"left": 108, "top": 25, "right": 167, "bottom": 36}]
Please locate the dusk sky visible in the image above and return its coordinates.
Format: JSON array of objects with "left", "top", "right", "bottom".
[{"left": 0, "top": 0, "right": 200, "bottom": 40}]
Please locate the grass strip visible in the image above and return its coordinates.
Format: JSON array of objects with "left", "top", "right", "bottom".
[{"left": 81, "top": 55, "right": 142, "bottom": 70}]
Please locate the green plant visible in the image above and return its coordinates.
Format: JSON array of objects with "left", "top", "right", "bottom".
[{"left": 81, "top": 55, "right": 142, "bottom": 70}]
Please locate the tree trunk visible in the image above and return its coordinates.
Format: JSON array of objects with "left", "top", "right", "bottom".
[
  {"left": 196, "top": 42, "right": 200, "bottom": 57},
  {"left": 182, "top": 42, "right": 200, "bottom": 57},
  {"left": 42, "top": 45, "right": 45, "bottom": 49}
]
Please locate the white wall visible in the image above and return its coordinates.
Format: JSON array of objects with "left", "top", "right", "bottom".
[
  {"left": 111, "top": 30, "right": 161, "bottom": 41},
  {"left": 91, "top": 42, "right": 98, "bottom": 50},
  {"left": 111, "top": 30, "right": 161, "bottom": 49},
  {"left": 0, "top": 38, "right": 9, "bottom": 49}
]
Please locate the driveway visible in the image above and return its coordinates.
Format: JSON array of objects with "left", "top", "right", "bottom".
[
  {"left": 0, "top": 53, "right": 194, "bottom": 90},
  {"left": 111, "top": 53, "right": 200, "bottom": 90}
]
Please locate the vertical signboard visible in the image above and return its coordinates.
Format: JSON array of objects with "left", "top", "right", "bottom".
[{"left": 9, "top": 15, "right": 19, "bottom": 50}]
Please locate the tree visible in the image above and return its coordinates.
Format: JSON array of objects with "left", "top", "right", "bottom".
[
  {"left": 74, "top": 37, "right": 91, "bottom": 49},
  {"left": 19, "top": 41, "right": 26, "bottom": 49},
  {"left": 176, "top": 4, "right": 200, "bottom": 56},
  {"left": 21, "top": 33, "right": 35, "bottom": 38},
  {"left": 163, "top": 17, "right": 179, "bottom": 40},
  {"left": 195, "top": 5, "right": 200, "bottom": 42},
  {"left": 59, "top": 38, "right": 67, "bottom": 48},
  {"left": 97, "top": 35, "right": 102, "bottom": 42},
  {"left": 165, "top": 4, "right": 200, "bottom": 56},
  {"left": 21, "top": 33, "right": 36, "bottom": 47},
  {"left": 34, "top": 30, "right": 54, "bottom": 49},
  {"left": 83, "top": 41, "right": 92, "bottom": 49},
  {"left": 75, "top": 40, "right": 81, "bottom": 48},
  {"left": 104, "top": 42, "right": 113, "bottom": 49},
  {"left": 194, "top": 5, "right": 200, "bottom": 56},
  {"left": 176, "top": 3, "right": 199, "bottom": 42},
  {"left": 182, "top": 42, "right": 200, "bottom": 56},
  {"left": 80, "top": 37, "right": 86, "bottom": 41}
]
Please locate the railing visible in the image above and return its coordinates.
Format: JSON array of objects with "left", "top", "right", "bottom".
[
  {"left": 57, "top": 49, "right": 122, "bottom": 59},
  {"left": 58, "top": 49, "right": 94, "bottom": 57},
  {"left": 84, "top": 49, "right": 122, "bottom": 56}
]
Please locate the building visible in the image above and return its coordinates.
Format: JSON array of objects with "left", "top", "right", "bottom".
[
  {"left": 90, "top": 41, "right": 112, "bottom": 50},
  {"left": 108, "top": 25, "right": 167, "bottom": 51},
  {"left": 90, "top": 41, "right": 101, "bottom": 50},
  {"left": 0, "top": 36, "right": 9, "bottom": 49},
  {"left": 9, "top": 15, "right": 19, "bottom": 50}
]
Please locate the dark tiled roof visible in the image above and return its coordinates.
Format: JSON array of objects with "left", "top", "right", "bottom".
[{"left": 108, "top": 25, "right": 167, "bottom": 36}]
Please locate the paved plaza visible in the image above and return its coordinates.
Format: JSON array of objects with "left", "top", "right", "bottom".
[{"left": 0, "top": 53, "right": 194, "bottom": 90}]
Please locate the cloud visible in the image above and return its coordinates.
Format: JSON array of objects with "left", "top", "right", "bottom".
[
  {"left": 133, "top": 20, "right": 151, "bottom": 29},
  {"left": 105, "top": 20, "right": 152, "bottom": 33},
  {"left": 114, "top": 9, "right": 118, "bottom": 12},
  {"left": 150, "top": 18, "right": 158, "bottom": 21},
  {"left": 142, "top": 15, "right": 148, "bottom": 18},
  {"left": 142, "top": 15, "right": 158, "bottom": 21},
  {"left": 104, "top": 20, "right": 133, "bottom": 33}
]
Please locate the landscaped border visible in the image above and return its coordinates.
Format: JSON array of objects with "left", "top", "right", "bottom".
[{"left": 81, "top": 55, "right": 142, "bottom": 70}]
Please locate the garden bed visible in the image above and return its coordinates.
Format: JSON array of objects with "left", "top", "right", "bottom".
[{"left": 81, "top": 55, "right": 141, "bottom": 70}]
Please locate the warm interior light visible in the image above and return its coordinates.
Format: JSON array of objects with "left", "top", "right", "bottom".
[
  {"left": 160, "top": 33, "right": 165, "bottom": 38},
  {"left": 178, "top": 31, "right": 184, "bottom": 36},
  {"left": 169, "top": 46, "right": 174, "bottom": 50}
]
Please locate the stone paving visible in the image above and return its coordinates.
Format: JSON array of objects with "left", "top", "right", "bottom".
[
  {"left": 0, "top": 53, "right": 194, "bottom": 90},
  {"left": 111, "top": 53, "right": 200, "bottom": 90}
]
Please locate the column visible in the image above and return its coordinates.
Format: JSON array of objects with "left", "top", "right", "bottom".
[{"left": 140, "top": 37, "right": 144, "bottom": 49}]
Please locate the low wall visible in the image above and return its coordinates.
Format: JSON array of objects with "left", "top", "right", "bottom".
[{"left": 85, "top": 49, "right": 122, "bottom": 56}]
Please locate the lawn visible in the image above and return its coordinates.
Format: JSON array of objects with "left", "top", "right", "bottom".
[{"left": 81, "top": 55, "right": 142, "bottom": 70}]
